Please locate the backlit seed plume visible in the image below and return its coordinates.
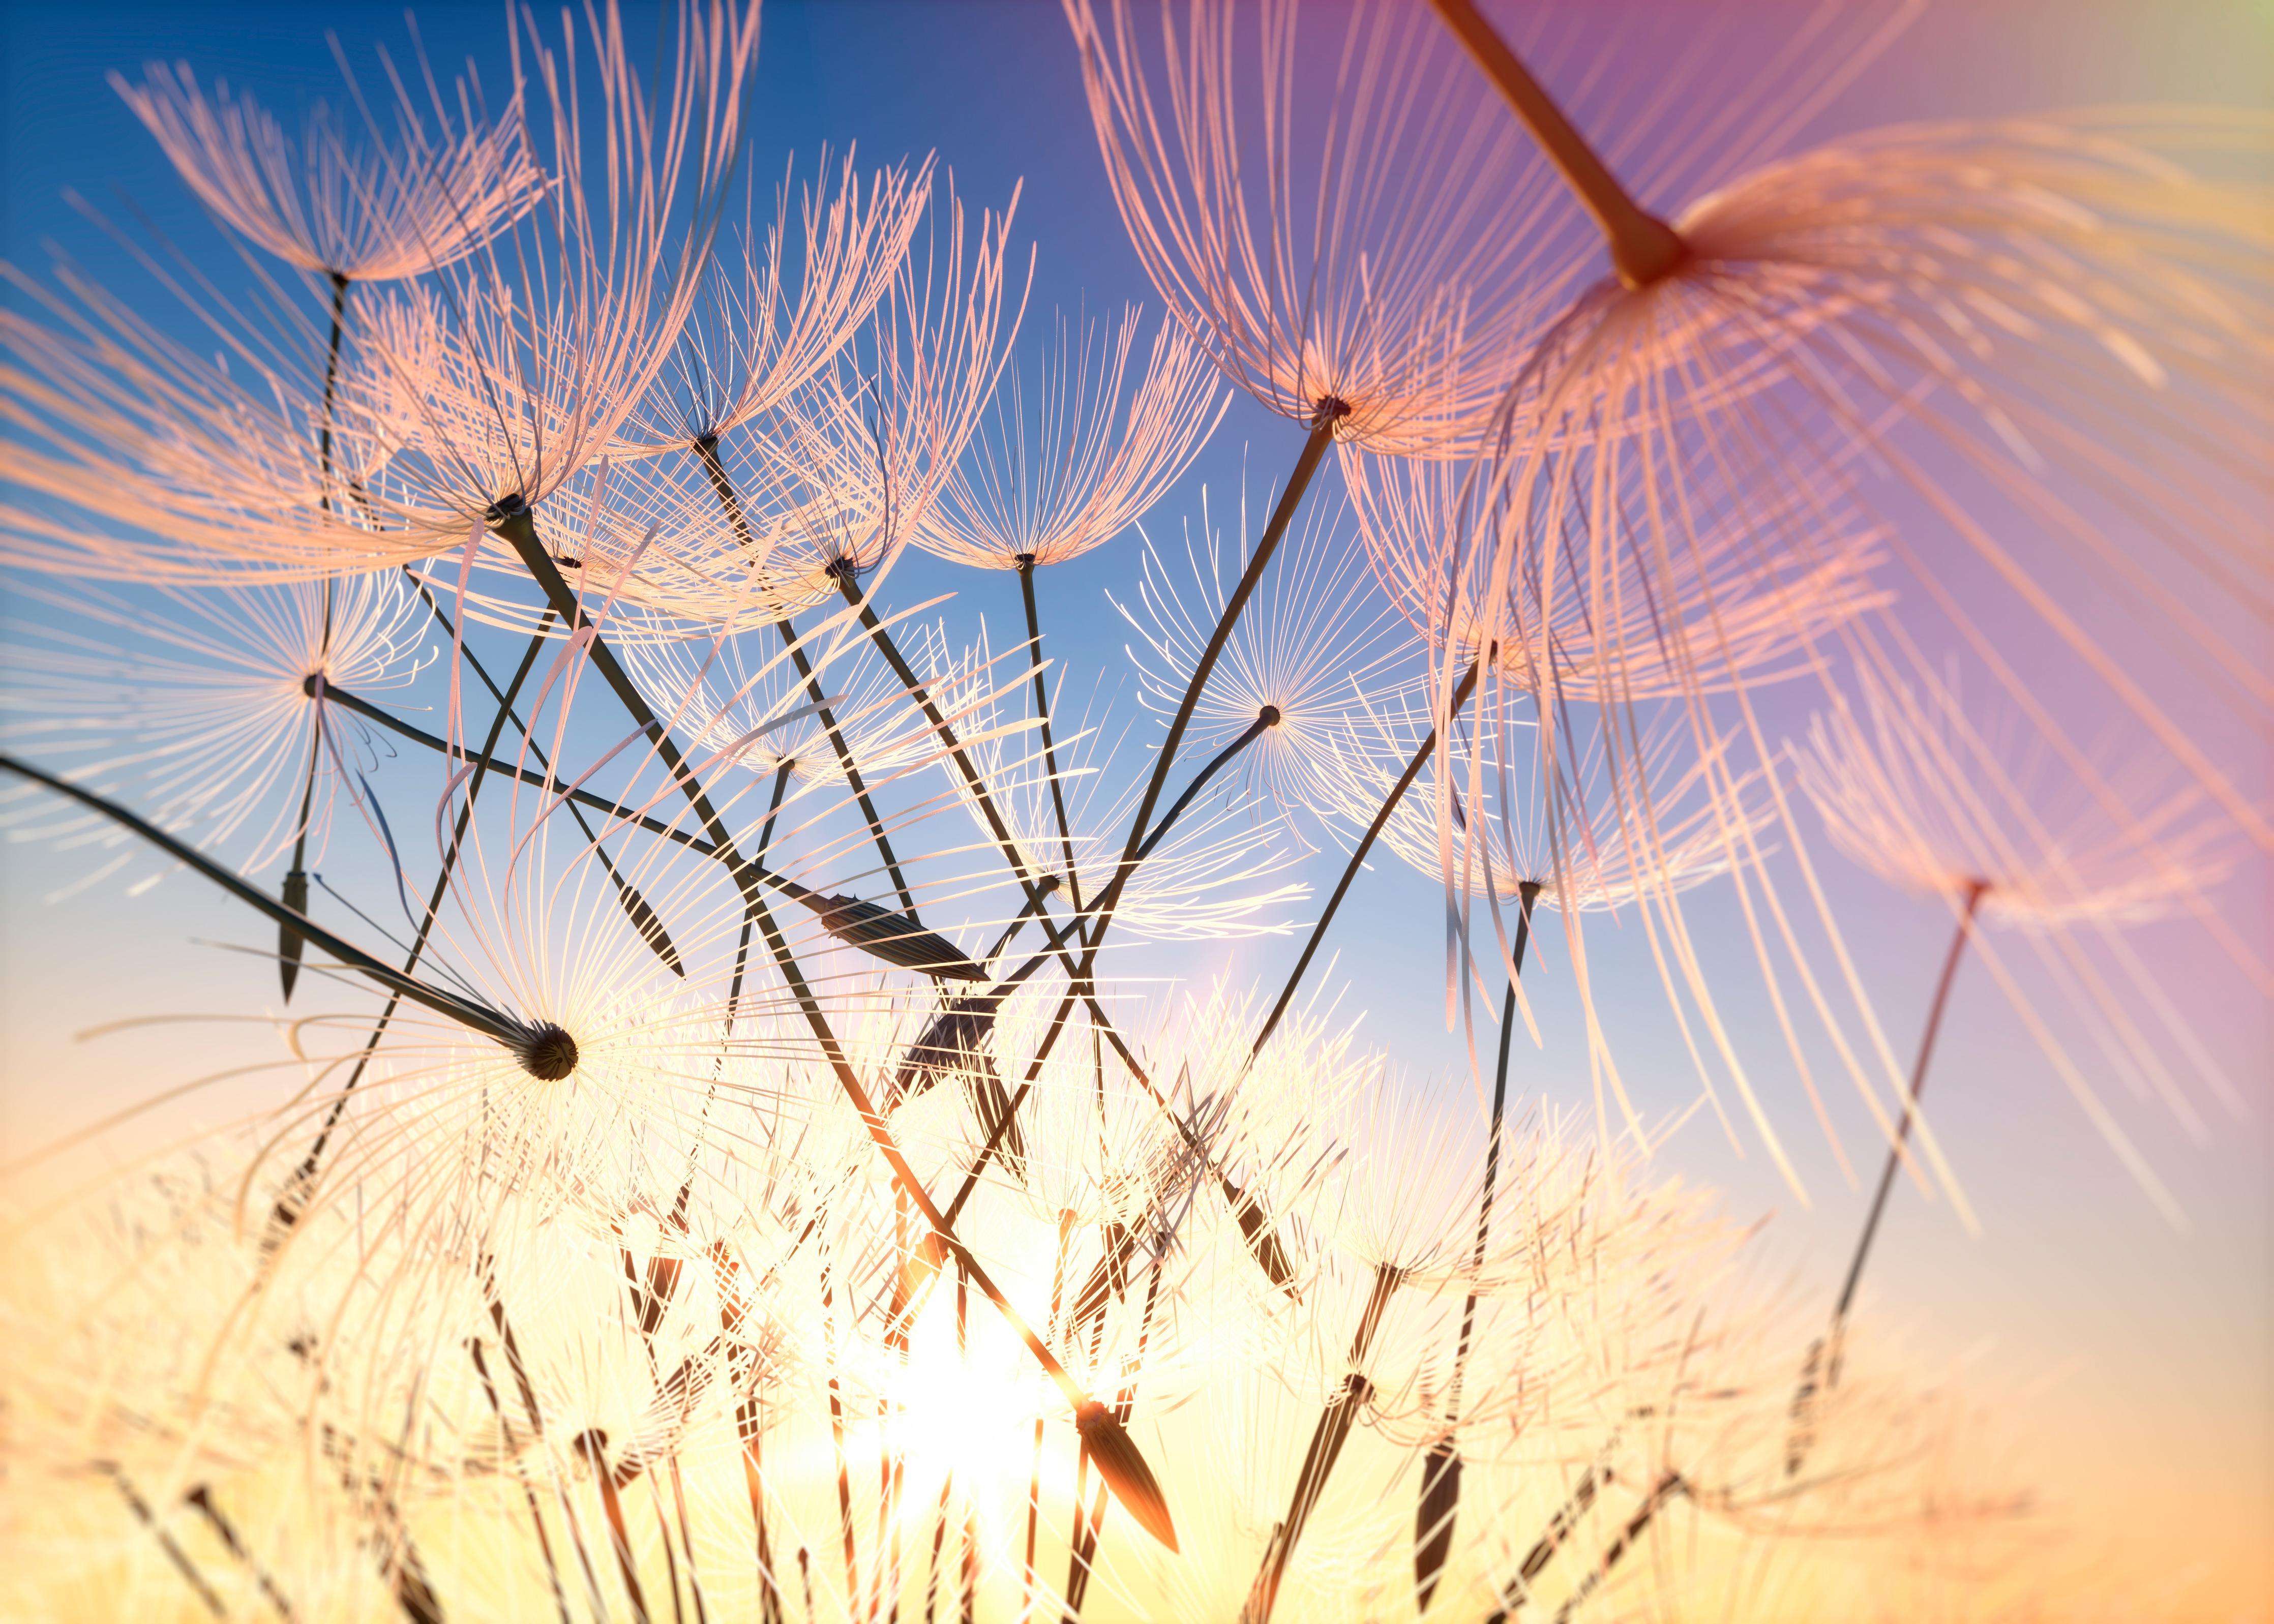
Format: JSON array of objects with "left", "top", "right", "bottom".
[
  {"left": 624, "top": 609, "right": 942, "bottom": 789},
  {"left": 918, "top": 304, "right": 1227, "bottom": 569},
  {"left": 613, "top": 147, "right": 936, "bottom": 456},
  {"left": 342, "top": 0, "right": 763, "bottom": 549},
  {"left": 2, "top": 0, "right": 762, "bottom": 585},
  {"left": 733, "top": 183, "right": 1032, "bottom": 599},
  {"left": 2, "top": 2, "right": 2246, "bottom": 1615},
  {"left": 111, "top": 51, "right": 546, "bottom": 282},
  {"left": 0, "top": 571, "right": 430, "bottom": 884},
  {"left": 597, "top": 179, "right": 1030, "bottom": 620},
  {"left": 1064, "top": 0, "right": 1594, "bottom": 455},
  {"left": 1353, "top": 699, "right": 1744, "bottom": 918},
  {"left": 1340, "top": 689, "right": 1826, "bottom": 1188},
  {"left": 1347, "top": 440, "right": 1893, "bottom": 703},
  {"left": 1458, "top": 111, "right": 2274, "bottom": 850},
  {"left": 1119, "top": 482, "right": 1423, "bottom": 848},
  {"left": 1799, "top": 665, "right": 2234, "bottom": 931},
  {"left": 1795, "top": 661, "right": 2245, "bottom": 1191},
  {"left": 0, "top": 256, "right": 411, "bottom": 580}
]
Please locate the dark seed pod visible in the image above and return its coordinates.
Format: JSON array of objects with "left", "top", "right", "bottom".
[
  {"left": 893, "top": 998, "right": 998, "bottom": 1101},
  {"left": 1225, "top": 1178, "right": 1300, "bottom": 1296},
  {"left": 517, "top": 1022, "right": 580, "bottom": 1080},
  {"left": 608, "top": 870, "right": 684, "bottom": 977},
  {"left": 1414, "top": 1438, "right": 1461, "bottom": 1613},
  {"left": 802, "top": 893, "right": 987, "bottom": 980},
  {"left": 278, "top": 869, "right": 309, "bottom": 1002}
]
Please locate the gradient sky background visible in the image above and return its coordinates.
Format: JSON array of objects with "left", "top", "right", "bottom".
[{"left": 2, "top": 0, "right": 2268, "bottom": 1615}]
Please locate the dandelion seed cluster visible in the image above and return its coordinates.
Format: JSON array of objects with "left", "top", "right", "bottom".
[{"left": 1, "top": 1, "right": 2262, "bottom": 1620}]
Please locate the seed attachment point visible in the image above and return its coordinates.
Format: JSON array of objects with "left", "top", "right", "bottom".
[{"left": 517, "top": 1022, "right": 580, "bottom": 1080}]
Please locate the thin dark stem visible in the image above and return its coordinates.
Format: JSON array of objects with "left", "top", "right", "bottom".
[
  {"left": 693, "top": 434, "right": 919, "bottom": 915},
  {"left": 1018, "top": 556, "right": 1083, "bottom": 912},
  {"left": 1548, "top": 1473, "right": 1688, "bottom": 1624},
  {"left": 1788, "top": 881, "right": 1987, "bottom": 1477},
  {"left": 1088, "top": 405, "right": 1343, "bottom": 962},
  {"left": 100, "top": 1464, "right": 222, "bottom": 1617},
  {"left": 981, "top": 875, "right": 1061, "bottom": 965},
  {"left": 1133, "top": 705, "right": 1278, "bottom": 863},
  {"left": 1454, "top": 884, "right": 1541, "bottom": 1393},
  {"left": 316, "top": 271, "right": 350, "bottom": 510},
  {"left": 1414, "top": 885, "right": 1539, "bottom": 1613},
  {"left": 1248, "top": 661, "right": 1480, "bottom": 1069},
  {"left": 469, "top": 1341, "right": 575, "bottom": 1624},
  {"left": 858, "top": 512, "right": 1322, "bottom": 1294},
  {"left": 757, "top": 760, "right": 794, "bottom": 858},
  {"left": 2, "top": 754, "right": 529, "bottom": 1049},
  {"left": 278, "top": 582, "right": 330, "bottom": 1004},
  {"left": 575, "top": 1433, "right": 652, "bottom": 1624},
  {"left": 777, "top": 614, "right": 921, "bottom": 919},
  {"left": 497, "top": 499, "right": 1176, "bottom": 1549},
  {"left": 1064, "top": 1253, "right": 1167, "bottom": 1621},
  {"left": 1424, "top": 0, "right": 1685, "bottom": 289},
  {"left": 491, "top": 504, "right": 744, "bottom": 864},
  {"left": 282, "top": 270, "right": 352, "bottom": 1002},
  {"left": 832, "top": 418, "right": 1348, "bottom": 1301},
  {"left": 839, "top": 577, "right": 1052, "bottom": 912},
  {"left": 1243, "top": 1262, "right": 1402, "bottom": 1624},
  {"left": 268, "top": 619, "right": 557, "bottom": 1236},
  {"left": 314, "top": 682, "right": 726, "bottom": 863},
  {"left": 1487, "top": 1459, "right": 1611, "bottom": 1622},
  {"left": 185, "top": 1485, "right": 297, "bottom": 1622},
  {"left": 1832, "top": 880, "right": 1990, "bottom": 1328}
]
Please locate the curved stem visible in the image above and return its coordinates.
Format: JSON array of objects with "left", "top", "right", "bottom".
[
  {"left": 1414, "top": 886, "right": 1540, "bottom": 1610},
  {"left": 497, "top": 505, "right": 1175, "bottom": 1545},
  {"left": 1425, "top": 0, "right": 1686, "bottom": 288},
  {"left": 313, "top": 682, "right": 722, "bottom": 863},
  {"left": 1244, "top": 1262, "right": 1403, "bottom": 1624},
  {"left": 1133, "top": 705, "right": 1277, "bottom": 864},
  {"left": 2, "top": 754, "right": 528, "bottom": 1049},
  {"left": 849, "top": 580, "right": 1292, "bottom": 1282},
  {"left": 1248, "top": 662, "right": 1480, "bottom": 1070},
  {"left": 284, "top": 266, "right": 349, "bottom": 1001},
  {"left": 492, "top": 506, "right": 744, "bottom": 865},
  {"left": 1450, "top": 883, "right": 1541, "bottom": 1402},
  {"left": 839, "top": 577, "right": 1051, "bottom": 908},
  {"left": 1100, "top": 408, "right": 1342, "bottom": 945},
  {"left": 777, "top": 615, "right": 921, "bottom": 918}
]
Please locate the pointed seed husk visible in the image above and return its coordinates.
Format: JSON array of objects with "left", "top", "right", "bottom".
[
  {"left": 611, "top": 872, "right": 685, "bottom": 977},
  {"left": 1075, "top": 1403, "right": 1177, "bottom": 1552},
  {"left": 1414, "top": 1439, "right": 1461, "bottom": 1612},
  {"left": 803, "top": 893, "right": 987, "bottom": 980},
  {"left": 279, "top": 869, "right": 309, "bottom": 1002}
]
